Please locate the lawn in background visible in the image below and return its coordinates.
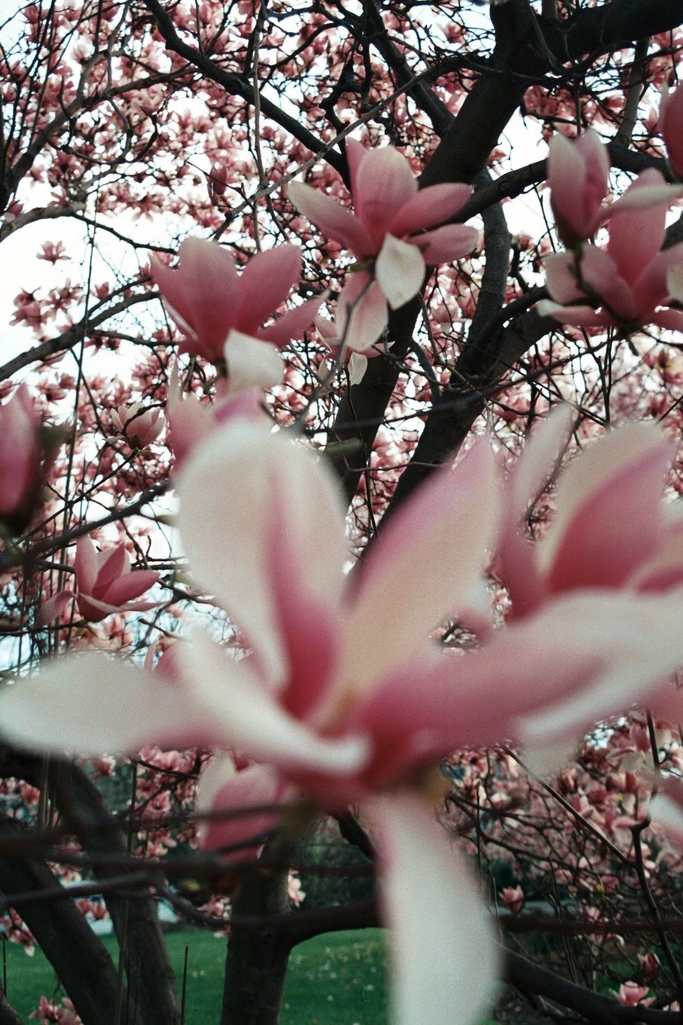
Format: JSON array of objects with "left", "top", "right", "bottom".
[{"left": 0, "top": 925, "right": 389, "bottom": 1024}]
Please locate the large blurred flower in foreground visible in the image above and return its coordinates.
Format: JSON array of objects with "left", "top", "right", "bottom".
[
  {"left": 290, "top": 141, "right": 479, "bottom": 354},
  {"left": 151, "top": 239, "right": 322, "bottom": 367},
  {"left": 5, "top": 418, "right": 683, "bottom": 1025}
]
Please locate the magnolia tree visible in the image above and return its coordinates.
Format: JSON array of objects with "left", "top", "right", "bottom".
[{"left": 3, "top": 1, "right": 683, "bottom": 1023}]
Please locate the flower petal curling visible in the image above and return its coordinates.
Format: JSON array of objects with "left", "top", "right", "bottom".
[
  {"left": 353, "top": 147, "right": 417, "bottom": 241},
  {"left": 337, "top": 274, "right": 388, "bottom": 353},
  {"left": 179, "top": 634, "right": 370, "bottom": 777},
  {"left": 0, "top": 654, "right": 228, "bottom": 755},
  {"left": 540, "top": 422, "right": 674, "bottom": 589},
  {"left": 415, "top": 225, "right": 481, "bottom": 265},
  {"left": 236, "top": 245, "right": 301, "bottom": 334},
  {"left": 196, "top": 757, "right": 286, "bottom": 856}
]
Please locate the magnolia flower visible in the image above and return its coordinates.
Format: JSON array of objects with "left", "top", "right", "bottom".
[
  {"left": 539, "top": 169, "right": 683, "bottom": 332},
  {"left": 496, "top": 408, "right": 683, "bottom": 620},
  {"left": 548, "top": 129, "right": 610, "bottom": 246},
  {"left": 660, "top": 82, "right": 683, "bottom": 181},
  {"left": 111, "top": 402, "right": 164, "bottom": 450},
  {"left": 615, "top": 982, "right": 654, "bottom": 1008},
  {"left": 0, "top": 384, "right": 45, "bottom": 532},
  {"left": 207, "top": 162, "right": 228, "bottom": 201},
  {"left": 7, "top": 418, "right": 683, "bottom": 1024},
  {"left": 500, "top": 885, "right": 524, "bottom": 914},
  {"left": 39, "top": 536, "right": 159, "bottom": 624},
  {"left": 151, "top": 238, "right": 322, "bottom": 366},
  {"left": 289, "top": 140, "right": 479, "bottom": 353}
]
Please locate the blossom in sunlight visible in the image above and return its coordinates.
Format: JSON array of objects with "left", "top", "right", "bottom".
[
  {"left": 7, "top": 418, "right": 683, "bottom": 1025},
  {"left": 150, "top": 238, "right": 323, "bottom": 367},
  {"left": 40, "top": 536, "right": 159, "bottom": 624},
  {"left": 289, "top": 140, "right": 479, "bottom": 354},
  {"left": 539, "top": 169, "right": 683, "bottom": 332},
  {"left": 548, "top": 129, "right": 610, "bottom": 246}
]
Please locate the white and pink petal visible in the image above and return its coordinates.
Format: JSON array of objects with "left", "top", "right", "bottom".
[
  {"left": 178, "top": 422, "right": 349, "bottom": 688},
  {"left": 375, "top": 235, "right": 425, "bottom": 309},
  {"left": 337, "top": 438, "right": 499, "bottom": 705},
  {"left": 370, "top": 791, "right": 498, "bottom": 1025}
]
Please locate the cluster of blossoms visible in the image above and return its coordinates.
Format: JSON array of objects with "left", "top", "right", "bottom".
[
  {"left": 6, "top": 393, "right": 683, "bottom": 1024},
  {"left": 6, "top": 125, "right": 683, "bottom": 1025},
  {"left": 540, "top": 87, "right": 683, "bottom": 333}
]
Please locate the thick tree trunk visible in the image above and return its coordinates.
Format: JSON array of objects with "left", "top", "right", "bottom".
[
  {"left": 0, "top": 817, "right": 140, "bottom": 1025},
  {"left": 220, "top": 862, "right": 292, "bottom": 1025},
  {"left": 0, "top": 748, "right": 182, "bottom": 1025},
  {"left": 0, "top": 984, "right": 25, "bottom": 1025}
]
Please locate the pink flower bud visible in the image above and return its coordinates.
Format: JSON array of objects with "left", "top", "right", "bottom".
[
  {"left": 0, "top": 385, "right": 44, "bottom": 533},
  {"left": 660, "top": 82, "right": 683, "bottom": 180},
  {"left": 207, "top": 162, "right": 228, "bottom": 201},
  {"left": 548, "top": 130, "right": 610, "bottom": 246}
]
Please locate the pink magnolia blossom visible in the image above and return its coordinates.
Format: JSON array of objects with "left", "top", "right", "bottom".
[
  {"left": 289, "top": 140, "right": 479, "bottom": 353},
  {"left": 7, "top": 419, "right": 683, "bottom": 1024},
  {"left": 29, "top": 996, "right": 81, "bottom": 1025},
  {"left": 496, "top": 408, "right": 683, "bottom": 621},
  {"left": 37, "top": 240, "right": 68, "bottom": 263},
  {"left": 40, "top": 536, "right": 159, "bottom": 624},
  {"left": 539, "top": 169, "right": 683, "bottom": 333},
  {"left": 0, "top": 384, "right": 46, "bottom": 533},
  {"left": 111, "top": 401, "right": 164, "bottom": 450},
  {"left": 207, "top": 162, "right": 228, "bottom": 201},
  {"left": 548, "top": 129, "right": 610, "bottom": 246},
  {"left": 150, "top": 238, "right": 323, "bottom": 366},
  {"left": 615, "top": 982, "right": 654, "bottom": 1008},
  {"left": 500, "top": 885, "right": 524, "bottom": 914},
  {"left": 660, "top": 82, "right": 683, "bottom": 180}
]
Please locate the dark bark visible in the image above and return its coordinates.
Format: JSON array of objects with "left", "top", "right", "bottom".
[
  {"left": 329, "top": 0, "right": 683, "bottom": 491},
  {"left": 0, "top": 987, "right": 25, "bottom": 1025},
  {"left": 48, "top": 760, "right": 182, "bottom": 1025},
  {"left": 326, "top": 296, "right": 420, "bottom": 503},
  {"left": 0, "top": 816, "right": 138, "bottom": 1025},
  {"left": 506, "top": 948, "right": 680, "bottom": 1025},
  {"left": 220, "top": 852, "right": 292, "bottom": 1025},
  {"left": 0, "top": 749, "right": 181, "bottom": 1025},
  {"left": 385, "top": 304, "right": 555, "bottom": 513}
]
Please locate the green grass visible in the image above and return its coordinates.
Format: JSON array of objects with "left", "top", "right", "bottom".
[
  {"left": 282, "top": 929, "right": 389, "bottom": 1025},
  {"left": 0, "top": 926, "right": 390, "bottom": 1024},
  {"left": 0, "top": 925, "right": 500, "bottom": 1024}
]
